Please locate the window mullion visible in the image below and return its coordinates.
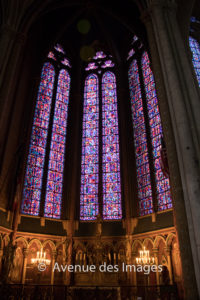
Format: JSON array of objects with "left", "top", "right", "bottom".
[{"left": 98, "top": 74, "right": 103, "bottom": 218}]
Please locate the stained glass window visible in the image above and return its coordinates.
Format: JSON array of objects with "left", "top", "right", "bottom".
[
  {"left": 22, "top": 46, "right": 71, "bottom": 219},
  {"left": 80, "top": 74, "right": 99, "bottom": 220},
  {"left": 189, "top": 36, "right": 200, "bottom": 86},
  {"left": 141, "top": 52, "right": 172, "bottom": 211},
  {"left": 128, "top": 60, "right": 153, "bottom": 215},
  {"left": 44, "top": 70, "right": 71, "bottom": 218},
  {"left": 80, "top": 52, "right": 122, "bottom": 221},
  {"left": 102, "top": 72, "right": 122, "bottom": 219},
  {"left": 21, "top": 63, "right": 55, "bottom": 215}
]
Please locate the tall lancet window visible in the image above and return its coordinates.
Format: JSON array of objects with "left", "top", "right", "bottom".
[
  {"left": 80, "top": 51, "right": 122, "bottom": 220},
  {"left": 21, "top": 44, "right": 71, "bottom": 219},
  {"left": 189, "top": 17, "right": 200, "bottom": 87},
  {"left": 128, "top": 36, "right": 172, "bottom": 216}
]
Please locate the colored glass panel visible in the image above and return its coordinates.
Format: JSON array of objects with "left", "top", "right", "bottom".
[
  {"left": 189, "top": 36, "right": 200, "bottom": 86},
  {"left": 54, "top": 44, "right": 65, "bottom": 54},
  {"left": 48, "top": 51, "right": 56, "bottom": 61},
  {"left": 21, "top": 63, "right": 55, "bottom": 215},
  {"left": 44, "top": 70, "right": 71, "bottom": 218},
  {"left": 102, "top": 72, "right": 122, "bottom": 220},
  {"left": 128, "top": 60, "right": 153, "bottom": 216},
  {"left": 61, "top": 58, "right": 71, "bottom": 68},
  {"left": 80, "top": 74, "right": 99, "bottom": 220},
  {"left": 101, "top": 60, "right": 115, "bottom": 68},
  {"left": 93, "top": 51, "right": 106, "bottom": 59},
  {"left": 142, "top": 52, "right": 172, "bottom": 211},
  {"left": 85, "top": 63, "right": 98, "bottom": 71},
  {"left": 127, "top": 49, "right": 135, "bottom": 60}
]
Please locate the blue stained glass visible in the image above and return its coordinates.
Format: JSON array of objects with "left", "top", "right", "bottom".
[
  {"left": 142, "top": 52, "right": 172, "bottom": 211},
  {"left": 44, "top": 69, "right": 71, "bottom": 219},
  {"left": 128, "top": 59, "right": 153, "bottom": 216},
  {"left": 102, "top": 72, "right": 122, "bottom": 220},
  {"left": 189, "top": 36, "right": 200, "bottom": 86},
  {"left": 21, "top": 63, "right": 55, "bottom": 215},
  {"left": 80, "top": 74, "right": 99, "bottom": 220}
]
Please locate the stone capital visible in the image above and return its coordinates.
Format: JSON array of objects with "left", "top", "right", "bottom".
[
  {"left": 164, "top": 246, "right": 172, "bottom": 255},
  {"left": 152, "top": 248, "right": 159, "bottom": 255},
  {"left": 23, "top": 248, "right": 28, "bottom": 258},
  {"left": 131, "top": 251, "right": 137, "bottom": 257},
  {"left": 52, "top": 250, "right": 57, "bottom": 259}
]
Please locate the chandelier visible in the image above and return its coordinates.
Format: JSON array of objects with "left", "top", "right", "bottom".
[
  {"left": 31, "top": 249, "right": 51, "bottom": 265},
  {"left": 136, "top": 247, "right": 155, "bottom": 265}
]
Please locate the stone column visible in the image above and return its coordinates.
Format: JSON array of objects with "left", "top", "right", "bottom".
[
  {"left": 152, "top": 248, "right": 159, "bottom": 285},
  {"left": 0, "top": 247, "right": 3, "bottom": 273},
  {"left": 142, "top": 0, "right": 200, "bottom": 298},
  {"left": 51, "top": 250, "right": 57, "bottom": 285},
  {"left": 165, "top": 246, "right": 173, "bottom": 285},
  {"left": 22, "top": 248, "right": 28, "bottom": 284},
  {"left": 132, "top": 251, "right": 137, "bottom": 287},
  {"left": 65, "top": 238, "right": 73, "bottom": 285}
]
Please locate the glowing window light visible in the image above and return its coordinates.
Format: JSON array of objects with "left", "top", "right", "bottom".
[
  {"left": 44, "top": 70, "right": 71, "bottom": 219},
  {"left": 101, "top": 60, "right": 115, "bottom": 68},
  {"left": 93, "top": 51, "right": 107, "bottom": 59},
  {"left": 80, "top": 74, "right": 99, "bottom": 220},
  {"left": 128, "top": 60, "right": 153, "bottom": 216},
  {"left": 48, "top": 51, "right": 56, "bottom": 61},
  {"left": 54, "top": 44, "right": 65, "bottom": 54},
  {"left": 21, "top": 63, "right": 55, "bottom": 215},
  {"left": 142, "top": 52, "right": 172, "bottom": 211},
  {"left": 61, "top": 58, "right": 71, "bottom": 68},
  {"left": 102, "top": 72, "right": 122, "bottom": 220},
  {"left": 85, "top": 63, "right": 98, "bottom": 71}
]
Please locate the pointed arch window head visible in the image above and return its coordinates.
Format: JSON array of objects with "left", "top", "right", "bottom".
[
  {"left": 21, "top": 45, "right": 71, "bottom": 219},
  {"left": 189, "top": 36, "right": 200, "bottom": 87},
  {"left": 128, "top": 38, "right": 172, "bottom": 216},
  {"left": 80, "top": 52, "right": 122, "bottom": 221}
]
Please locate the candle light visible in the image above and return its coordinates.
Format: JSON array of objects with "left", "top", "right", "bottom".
[{"left": 136, "top": 247, "right": 155, "bottom": 265}]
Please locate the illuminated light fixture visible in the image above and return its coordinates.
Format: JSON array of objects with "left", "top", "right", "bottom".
[
  {"left": 31, "top": 249, "right": 51, "bottom": 265},
  {"left": 136, "top": 247, "right": 155, "bottom": 265}
]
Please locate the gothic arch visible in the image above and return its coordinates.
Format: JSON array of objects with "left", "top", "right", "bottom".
[
  {"left": 166, "top": 233, "right": 176, "bottom": 247},
  {"left": 153, "top": 235, "right": 166, "bottom": 249},
  {"left": 132, "top": 239, "right": 143, "bottom": 251},
  {"left": 28, "top": 238, "right": 42, "bottom": 249},
  {"left": 143, "top": 237, "right": 154, "bottom": 248},
  {"left": 42, "top": 240, "right": 56, "bottom": 251},
  {"left": 15, "top": 236, "right": 28, "bottom": 249}
]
